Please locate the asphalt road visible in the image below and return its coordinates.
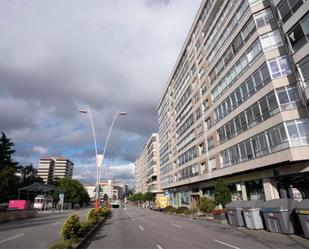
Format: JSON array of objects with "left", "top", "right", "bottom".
[
  {"left": 85, "top": 205, "right": 309, "bottom": 249},
  {"left": 0, "top": 207, "right": 91, "bottom": 249}
]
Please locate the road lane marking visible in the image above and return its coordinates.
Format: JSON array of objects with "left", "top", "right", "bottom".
[
  {"left": 0, "top": 234, "right": 24, "bottom": 244},
  {"left": 170, "top": 223, "right": 182, "bottom": 229},
  {"left": 156, "top": 245, "right": 163, "bottom": 249},
  {"left": 52, "top": 221, "right": 62, "bottom": 226},
  {"left": 213, "top": 239, "right": 241, "bottom": 249},
  {"left": 124, "top": 208, "right": 135, "bottom": 221},
  {"left": 138, "top": 225, "right": 144, "bottom": 231}
]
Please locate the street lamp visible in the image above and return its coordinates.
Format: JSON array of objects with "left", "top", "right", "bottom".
[{"left": 80, "top": 109, "right": 127, "bottom": 211}]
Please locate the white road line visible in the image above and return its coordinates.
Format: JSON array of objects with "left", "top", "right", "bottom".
[
  {"left": 0, "top": 234, "right": 24, "bottom": 244},
  {"left": 156, "top": 244, "right": 163, "bottom": 249},
  {"left": 124, "top": 208, "right": 135, "bottom": 221},
  {"left": 170, "top": 223, "right": 182, "bottom": 229},
  {"left": 52, "top": 221, "right": 62, "bottom": 226},
  {"left": 138, "top": 225, "right": 144, "bottom": 231},
  {"left": 213, "top": 239, "right": 241, "bottom": 249}
]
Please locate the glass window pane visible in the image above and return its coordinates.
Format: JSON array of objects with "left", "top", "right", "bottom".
[
  {"left": 278, "top": 0, "right": 291, "bottom": 22},
  {"left": 260, "top": 98, "right": 270, "bottom": 119},
  {"left": 277, "top": 90, "right": 289, "bottom": 104},
  {"left": 247, "top": 78, "right": 255, "bottom": 94},
  {"left": 287, "top": 87, "right": 299, "bottom": 102},
  {"left": 260, "top": 63, "right": 271, "bottom": 83},
  {"left": 287, "top": 123, "right": 300, "bottom": 139},
  {"left": 279, "top": 57, "right": 291, "bottom": 75},
  {"left": 298, "top": 120, "right": 309, "bottom": 137},
  {"left": 299, "top": 56, "right": 309, "bottom": 87},
  {"left": 301, "top": 13, "right": 309, "bottom": 35},
  {"left": 245, "top": 140, "right": 254, "bottom": 159},
  {"left": 246, "top": 107, "right": 255, "bottom": 127},
  {"left": 241, "top": 83, "right": 249, "bottom": 98}
]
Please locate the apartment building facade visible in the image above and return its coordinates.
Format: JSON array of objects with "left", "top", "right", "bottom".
[
  {"left": 37, "top": 157, "right": 74, "bottom": 184},
  {"left": 134, "top": 134, "right": 163, "bottom": 197},
  {"left": 158, "top": 0, "right": 309, "bottom": 208}
]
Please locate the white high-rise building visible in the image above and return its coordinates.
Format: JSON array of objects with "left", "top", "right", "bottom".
[{"left": 37, "top": 157, "right": 74, "bottom": 184}]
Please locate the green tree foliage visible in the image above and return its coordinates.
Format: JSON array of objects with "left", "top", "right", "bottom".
[
  {"left": 103, "top": 193, "right": 109, "bottom": 201},
  {"left": 128, "top": 193, "right": 143, "bottom": 202},
  {"left": 0, "top": 132, "right": 19, "bottom": 203},
  {"left": 0, "top": 167, "right": 19, "bottom": 202},
  {"left": 18, "top": 164, "right": 43, "bottom": 187},
  {"left": 61, "top": 214, "right": 81, "bottom": 240},
  {"left": 198, "top": 197, "right": 215, "bottom": 213},
  {"left": 56, "top": 177, "right": 90, "bottom": 205},
  {"left": 0, "top": 132, "right": 18, "bottom": 169},
  {"left": 143, "top": 192, "right": 154, "bottom": 202},
  {"left": 87, "top": 208, "right": 99, "bottom": 225},
  {"left": 214, "top": 178, "right": 231, "bottom": 208}
]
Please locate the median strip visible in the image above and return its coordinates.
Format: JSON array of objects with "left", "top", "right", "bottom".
[
  {"left": 0, "top": 234, "right": 24, "bottom": 244},
  {"left": 213, "top": 239, "right": 241, "bottom": 249}
]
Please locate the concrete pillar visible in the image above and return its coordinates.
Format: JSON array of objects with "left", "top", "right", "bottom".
[
  {"left": 262, "top": 178, "right": 279, "bottom": 200},
  {"left": 240, "top": 182, "right": 248, "bottom": 201}
]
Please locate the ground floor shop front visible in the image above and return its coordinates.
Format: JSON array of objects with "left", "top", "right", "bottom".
[{"left": 163, "top": 161, "right": 309, "bottom": 208}]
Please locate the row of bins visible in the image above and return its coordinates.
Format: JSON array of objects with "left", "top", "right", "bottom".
[{"left": 225, "top": 199, "right": 309, "bottom": 238}]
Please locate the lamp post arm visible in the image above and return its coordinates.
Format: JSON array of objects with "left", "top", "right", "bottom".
[
  {"left": 102, "top": 110, "right": 119, "bottom": 160},
  {"left": 87, "top": 108, "right": 98, "bottom": 157},
  {"left": 98, "top": 110, "right": 119, "bottom": 181}
]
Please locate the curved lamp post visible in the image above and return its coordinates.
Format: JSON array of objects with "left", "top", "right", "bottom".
[{"left": 80, "top": 109, "right": 127, "bottom": 211}]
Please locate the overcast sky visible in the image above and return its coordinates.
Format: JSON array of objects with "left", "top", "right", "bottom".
[{"left": 0, "top": 0, "right": 202, "bottom": 188}]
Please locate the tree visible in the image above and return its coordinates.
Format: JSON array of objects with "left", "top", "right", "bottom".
[
  {"left": 0, "top": 132, "right": 19, "bottom": 202},
  {"left": 143, "top": 192, "right": 154, "bottom": 202},
  {"left": 18, "top": 164, "right": 43, "bottom": 187},
  {"left": 103, "top": 194, "right": 109, "bottom": 201},
  {"left": 0, "top": 167, "right": 19, "bottom": 203},
  {"left": 56, "top": 177, "right": 90, "bottom": 205},
  {"left": 0, "top": 132, "right": 18, "bottom": 169},
  {"left": 214, "top": 178, "right": 231, "bottom": 208}
]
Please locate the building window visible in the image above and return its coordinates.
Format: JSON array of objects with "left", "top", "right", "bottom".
[
  {"left": 199, "top": 143, "right": 205, "bottom": 155},
  {"left": 205, "top": 118, "right": 211, "bottom": 130},
  {"left": 254, "top": 8, "right": 274, "bottom": 28},
  {"left": 260, "top": 30, "right": 283, "bottom": 51},
  {"left": 209, "top": 158, "right": 217, "bottom": 171},
  {"left": 277, "top": 0, "right": 305, "bottom": 23},
  {"left": 267, "top": 56, "right": 292, "bottom": 79},
  {"left": 207, "top": 137, "right": 214, "bottom": 150},
  {"left": 287, "top": 13, "right": 309, "bottom": 52},
  {"left": 298, "top": 55, "right": 309, "bottom": 87},
  {"left": 286, "top": 119, "right": 309, "bottom": 146}
]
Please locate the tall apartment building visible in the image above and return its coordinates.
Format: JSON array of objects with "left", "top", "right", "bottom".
[
  {"left": 158, "top": 0, "right": 309, "bottom": 208},
  {"left": 134, "top": 134, "right": 163, "bottom": 197},
  {"left": 37, "top": 157, "right": 74, "bottom": 184}
]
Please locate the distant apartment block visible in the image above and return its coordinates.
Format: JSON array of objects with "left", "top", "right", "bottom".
[
  {"left": 84, "top": 181, "right": 127, "bottom": 201},
  {"left": 134, "top": 134, "right": 163, "bottom": 197},
  {"left": 37, "top": 157, "right": 74, "bottom": 184},
  {"left": 158, "top": 0, "right": 309, "bottom": 208}
]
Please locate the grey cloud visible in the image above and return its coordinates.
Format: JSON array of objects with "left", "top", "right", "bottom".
[{"left": 0, "top": 0, "right": 202, "bottom": 184}]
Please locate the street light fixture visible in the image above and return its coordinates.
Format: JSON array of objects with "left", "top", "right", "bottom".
[{"left": 79, "top": 108, "right": 127, "bottom": 211}]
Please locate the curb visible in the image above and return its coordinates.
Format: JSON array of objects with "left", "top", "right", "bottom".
[
  {"left": 152, "top": 208, "right": 228, "bottom": 225},
  {"left": 74, "top": 214, "right": 110, "bottom": 249}
]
